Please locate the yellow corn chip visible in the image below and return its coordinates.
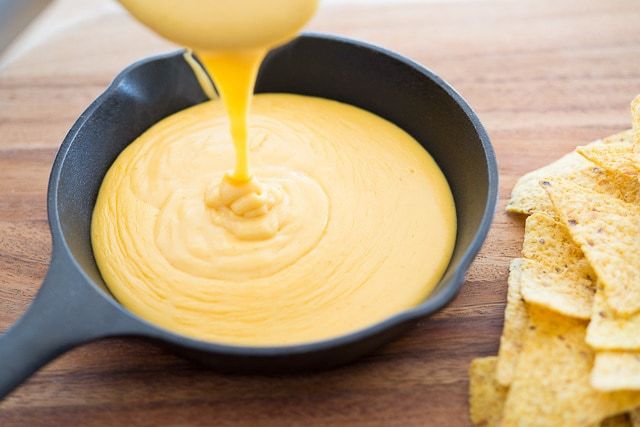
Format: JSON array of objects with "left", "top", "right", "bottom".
[
  {"left": 510, "top": 164, "right": 640, "bottom": 218},
  {"left": 501, "top": 305, "right": 640, "bottom": 427},
  {"left": 506, "top": 151, "right": 591, "bottom": 215},
  {"left": 593, "top": 352, "right": 640, "bottom": 392},
  {"left": 520, "top": 213, "right": 595, "bottom": 319},
  {"left": 507, "top": 131, "right": 640, "bottom": 217},
  {"left": 578, "top": 130, "right": 638, "bottom": 176},
  {"left": 587, "top": 288, "right": 640, "bottom": 350},
  {"left": 555, "top": 165, "right": 640, "bottom": 206},
  {"left": 496, "top": 259, "right": 527, "bottom": 386},
  {"left": 469, "top": 356, "right": 508, "bottom": 427},
  {"left": 544, "top": 179, "right": 640, "bottom": 316},
  {"left": 601, "top": 413, "right": 632, "bottom": 427}
]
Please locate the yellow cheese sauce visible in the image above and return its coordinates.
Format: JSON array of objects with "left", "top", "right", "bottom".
[
  {"left": 92, "top": 0, "right": 457, "bottom": 345},
  {"left": 92, "top": 93, "right": 456, "bottom": 345}
]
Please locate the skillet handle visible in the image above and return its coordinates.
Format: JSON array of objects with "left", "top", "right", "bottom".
[{"left": 0, "top": 254, "right": 139, "bottom": 400}]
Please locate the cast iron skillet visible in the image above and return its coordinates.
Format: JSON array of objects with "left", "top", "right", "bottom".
[{"left": 0, "top": 33, "right": 497, "bottom": 399}]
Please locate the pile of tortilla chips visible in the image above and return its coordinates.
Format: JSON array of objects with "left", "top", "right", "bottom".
[{"left": 469, "top": 96, "right": 640, "bottom": 427}]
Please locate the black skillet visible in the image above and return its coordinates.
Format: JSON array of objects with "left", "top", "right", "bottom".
[{"left": 0, "top": 33, "right": 497, "bottom": 399}]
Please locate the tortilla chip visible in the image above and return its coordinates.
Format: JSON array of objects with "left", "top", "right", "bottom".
[
  {"left": 469, "top": 356, "right": 508, "bottom": 427},
  {"left": 506, "top": 151, "right": 590, "bottom": 215},
  {"left": 578, "top": 130, "right": 638, "bottom": 176},
  {"left": 501, "top": 305, "right": 640, "bottom": 427},
  {"left": 520, "top": 213, "right": 595, "bottom": 319},
  {"left": 527, "top": 157, "right": 640, "bottom": 222},
  {"left": 496, "top": 259, "right": 527, "bottom": 386},
  {"left": 587, "top": 287, "right": 640, "bottom": 350},
  {"left": 507, "top": 130, "right": 640, "bottom": 217},
  {"left": 560, "top": 166, "right": 640, "bottom": 205},
  {"left": 544, "top": 179, "right": 640, "bottom": 316},
  {"left": 601, "top": 413, "right": 632, "bottom": 427},
  {"left": 593, "top": 352, "right": 640, "bottom": 392}
]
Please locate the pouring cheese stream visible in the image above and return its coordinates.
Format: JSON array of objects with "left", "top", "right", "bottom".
[{"left": 91, "top": 0, "right": 457, "bottom": 345}]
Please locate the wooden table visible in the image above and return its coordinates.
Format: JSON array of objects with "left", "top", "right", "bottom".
[{"left": 1, "top": 0, "right": 639, "bottom": 425}]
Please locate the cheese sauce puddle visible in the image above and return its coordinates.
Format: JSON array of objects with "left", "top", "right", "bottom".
[
  {"left": 91, "top": 0, "right": 457, "bottom": 345},
  {"left": 92, "top": 94, "right": 456, "bottom": 345}
]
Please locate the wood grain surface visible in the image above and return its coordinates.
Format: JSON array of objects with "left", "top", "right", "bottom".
[{"left": 1, "top": 0, "right": 639, "bottom": 425}]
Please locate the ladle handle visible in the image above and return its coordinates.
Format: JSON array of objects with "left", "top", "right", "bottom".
[{"left": 0, "top": 255, "right": 135, "bottom": 400}]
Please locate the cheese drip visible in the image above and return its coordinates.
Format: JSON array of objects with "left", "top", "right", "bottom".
[{"left": 119, "top": 0, "right": 319, "bottom": 230}]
